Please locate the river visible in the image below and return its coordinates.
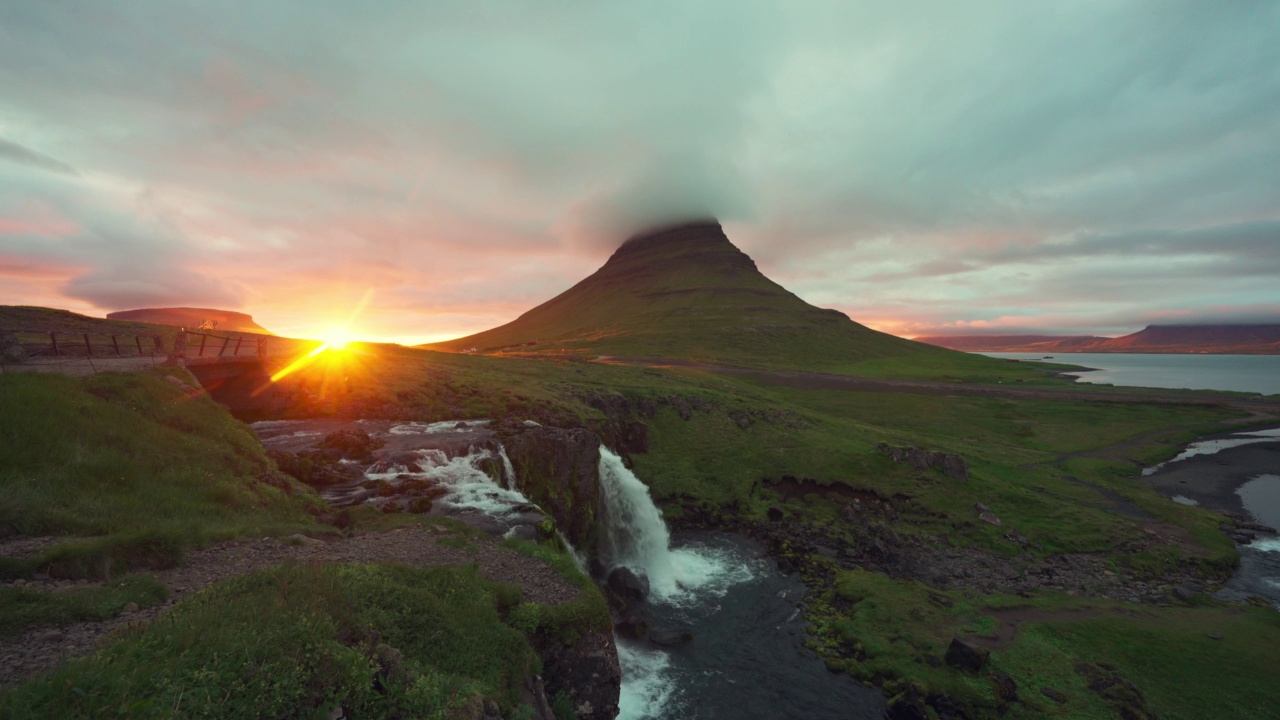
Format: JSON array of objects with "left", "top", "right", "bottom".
[
  {"left": 981, "top": 352, "right": 1280, "bottom": 395},
  {"left": 253, "top": 420, "right": 885, "bottom": 719}
]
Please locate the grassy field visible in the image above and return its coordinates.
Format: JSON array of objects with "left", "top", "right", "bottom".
[
  {"left": 0, "top": 369, "right": 324, "bottom": 581},
  {"left": 0, "top": 562, "right": 561, "bottom": 720}
]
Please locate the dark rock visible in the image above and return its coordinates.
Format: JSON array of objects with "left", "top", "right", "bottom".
[
  {"left": 648, "top": 627, "right": 693, "bottom": 647},
  {"left": 499, "top": 424, "right": 604, "bottom": 555},
  {"left": 614, "top": 614, "right": 647, "bottom": 640},
  {"left": 407, "top": 497, "right": 433, "bottom": 514},
  {"left": 776, "top": 557, "right": 795, "bottom": 574},
  {"left": 532, "top": 630, "right": 620, "bottom": 720},
  {"left": 1172, "top": 583, "right": 1202, "bottom": 601},
  {"left": 878, "top": 443, "right": 968, "bottom": 481},
  {"left": 767, "top": 506, "right": 784, "bottom": 521},
  {"left": 978, "top": 511, "right": 1002, "bottom": 526},
  {"left": 318, "top": 428, "right": 385, "bottom": 460},
  {"left": 990, "top": 670, "right": 1018, "bottom": 702},
  {"left": 607, "top": 566, "right": 650, "bottom": 603},
  {"left": 814, "top": 545, "right": 840, "bottom": 559},
  {"left": 941, "top": 454, "right": 968, "bottom": 482},
  {"left": 1041, "top": 687, "right": 1069, "bottom": 704},
  {"left": 944, "top": 638, "right": 989, "bottom": 672},
  {"left": 885, "top": 687, "right": 929, "bottom": 720}
]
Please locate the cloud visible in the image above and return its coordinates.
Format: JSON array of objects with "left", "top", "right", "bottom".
[
  {"left": 0, "top": 1, "right": 1277, "bottom": 340},
  {"left": 0, "top": 138, "right": 77, "bottom": 176}
]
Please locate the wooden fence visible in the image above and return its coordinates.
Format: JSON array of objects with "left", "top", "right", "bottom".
[{"left": 7, "top": 330, "right": 164, "bottom": 358}]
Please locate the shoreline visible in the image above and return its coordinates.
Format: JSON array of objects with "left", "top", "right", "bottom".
[{"left": 1140, "top": 428, "right": 1280, "bottom": 522}]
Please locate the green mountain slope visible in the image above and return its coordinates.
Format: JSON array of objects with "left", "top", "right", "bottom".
[{"left": 430, "top": 221, "right": 975, "bottom": 374}]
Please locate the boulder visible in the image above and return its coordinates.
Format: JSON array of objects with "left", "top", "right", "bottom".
[
  {"left": 607, "top": 566, "right": 650, "bottom": 603},
  {"left": 767, "top": 506, "right": 785, "bottom": 521},
  {"left": 944, "top": 638, "right": 989, "bottom": 672},
  {"left": 648, "top": 627, "right": 693, "bottom": 647},
  {"left": 978, "top": 511, "right": 1002, "bottom": 526},
  {"left": 614, "top": 614, "right": 647, "bottom": 640},
  {"left": 991, "top": 669, "right": 1018, "bottom": 702},
  {"left": 318, "top": 428, "right": 385, "bottom": 461},
  {"left": 885, "top": 687, "right": 929, "bottom": 720}
]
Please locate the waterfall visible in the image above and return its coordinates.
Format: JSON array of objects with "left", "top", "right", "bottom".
[
  {"left": 498, "top": 446, "right": 517, "bottom": 490},
  {"left": 597, "top": 446, "right": 751, "bottom": 604}
]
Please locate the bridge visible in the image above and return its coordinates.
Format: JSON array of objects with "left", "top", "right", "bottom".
[{"left": 0, "top": 327, "right": 329, "bottom": 417}]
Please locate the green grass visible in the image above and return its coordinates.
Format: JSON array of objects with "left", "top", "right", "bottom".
[
  {"left": 0, "top": 562, "right": 567, "bottom": 719},
  {"left": 809, "top": 567, "right": 1280, "bottom": 719},
  {"left": 0, "top": 371, "right": 324, "bottom": 579},
  {"left": 0, "top": 575, "right": 168, "bottom": 638}
]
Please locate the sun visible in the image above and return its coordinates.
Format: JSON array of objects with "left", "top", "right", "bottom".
[{"left": 321, "top": 327, "right": 352, "bottom": 351}]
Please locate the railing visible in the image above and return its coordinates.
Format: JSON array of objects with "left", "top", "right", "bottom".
[{"left": 7, "top": 330, "right": 164, "bottom": 358}]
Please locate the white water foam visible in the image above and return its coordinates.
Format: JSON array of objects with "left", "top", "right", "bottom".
[
  {"left": 1251, "top": 537, "right": 1280, "bottom": 554},
  {"left": 388, "top": 420, "right": 490, "bottom": 435},
  {"left": 597, "top": 447, "right": 753, "bottom": 604},
  {"left": 498, "top": 447, "right": 517, "bottom": 490},
  {"left": 617, "top": 642, "right": 679, "bottom": 720},
  {"left": 363, "top": 446, "right": 531, "bottom": 514}
]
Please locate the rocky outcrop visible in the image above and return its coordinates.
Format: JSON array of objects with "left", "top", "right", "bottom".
[
  {"left": 497, "top": 422, "right": 604, "bottom": 556},
  {"left": 877, "top": 443, "right": 969, "bottom": 482},
  {"left": 533, "top": 629, "right": 621, "bottom": 720}
]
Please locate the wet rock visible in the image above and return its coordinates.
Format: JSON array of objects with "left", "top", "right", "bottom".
[
  {"left": 885, "top": 687, "right": 929, "bottom": 720},
  {"left": 534, "top": 630, "right": 620, "bottom": 720},
  {"left": 648, "top": 627, "right": 693, "bottom": 647},
  {"left": 498, "top": 424, "right": 604, "bottom": 555},
  {"left": 607, "top": 567, "right": 650, "bottom": 603},
  {"left": 407, "top": 497, "right": 433, "bottom": 514},
  {"left": 614, "top": 614, "right": 647, "bottom": 640},
  {"left": 944, "top": 638, "right": 988, "bottom": 672},
  {"left": 318, "top": 428, "right": 385, "bottom": 461}
]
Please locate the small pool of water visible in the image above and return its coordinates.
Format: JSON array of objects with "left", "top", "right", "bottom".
[{"left": 1238, "top": 475, "right": 1280, "bottom": 530}]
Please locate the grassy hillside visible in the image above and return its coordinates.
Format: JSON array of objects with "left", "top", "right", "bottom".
[
  {"left": 428, "top": 221, "right": 985, "bottom": 375},
  {"left": 0, "top": 369, "right": 322, "bottom": 581}
]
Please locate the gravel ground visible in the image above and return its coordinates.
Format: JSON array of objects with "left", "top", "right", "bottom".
[{"left": 0, "top": 525, "right": 581, "bottom": 688}]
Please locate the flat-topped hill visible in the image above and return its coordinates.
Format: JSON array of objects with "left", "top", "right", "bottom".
[
  {"left": 106, "top": 307, "right": 274, "bottom": 334},
  {"left": 430, "top": 221, "right": 963, "bottom": 372}
]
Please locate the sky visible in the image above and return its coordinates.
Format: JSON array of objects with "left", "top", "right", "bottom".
[{"left": 1, "top": 1, "right": 1278, "bottom": 343}]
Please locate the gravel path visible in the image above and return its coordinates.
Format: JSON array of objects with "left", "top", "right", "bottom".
[{"left": 0, "top": 525, "right": 581, "bottom": 688}]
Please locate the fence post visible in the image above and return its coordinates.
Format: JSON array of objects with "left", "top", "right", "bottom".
[
  {"left": 234, "top": 336, "right": 243, "bottom": 356},
  {"left": 50, "top": 332, "right": 59, "bottom": 356},
  {"left": 153, "top": 335, "right": 166, "bottom": 357},
  {"left": 198, "top": 334, "right": 208, "bottom": 357},
  {"left": 218, "top": 335, "right": 230, "bottom": 356},
  {"left": 83, "top": 334, "right": 92, "bottom": 356},
  {"left": 0, "top": 329, "right": 23, "bottom": 362},
  {"left": 136, "top": 336, "right": 143, "bottom": 354},
  {"left": 111, "top": 335, "right": 120, "bottom": 355}
]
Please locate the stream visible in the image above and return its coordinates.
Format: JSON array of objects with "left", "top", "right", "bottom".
[{"left": 253, "top": 420, "right": 885, "bottom": 719}]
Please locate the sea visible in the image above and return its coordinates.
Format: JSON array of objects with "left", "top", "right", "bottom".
[{"left": 980, "top": 352, "right": 1280, "bottom": 396}]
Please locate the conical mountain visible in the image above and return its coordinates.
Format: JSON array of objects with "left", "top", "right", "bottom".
[{"left": 431, "top": 221, "right": 955, "bottom": 371}]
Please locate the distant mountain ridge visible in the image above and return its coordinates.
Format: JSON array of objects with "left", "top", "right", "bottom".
[
  {"left": 428, "top": 220, "right": 959, "bottom": 371},
  {"left": 917, "top": 324, "right": 1280, "bottom": 354},
  {"left": 106, "top": 307, "right": 274, "bottom": 335}
]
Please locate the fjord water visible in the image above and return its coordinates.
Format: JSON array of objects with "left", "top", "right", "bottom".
[
  {"left": 597, "top": 449, "right": 883, "bottom": 719},
  {"left": 983, "top": 352, "right": 1280, "bottom": 395}
]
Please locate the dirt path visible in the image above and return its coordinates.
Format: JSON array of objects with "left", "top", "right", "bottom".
[{"left": 0, "top": 525, "right": 581, "bottom": 688}]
